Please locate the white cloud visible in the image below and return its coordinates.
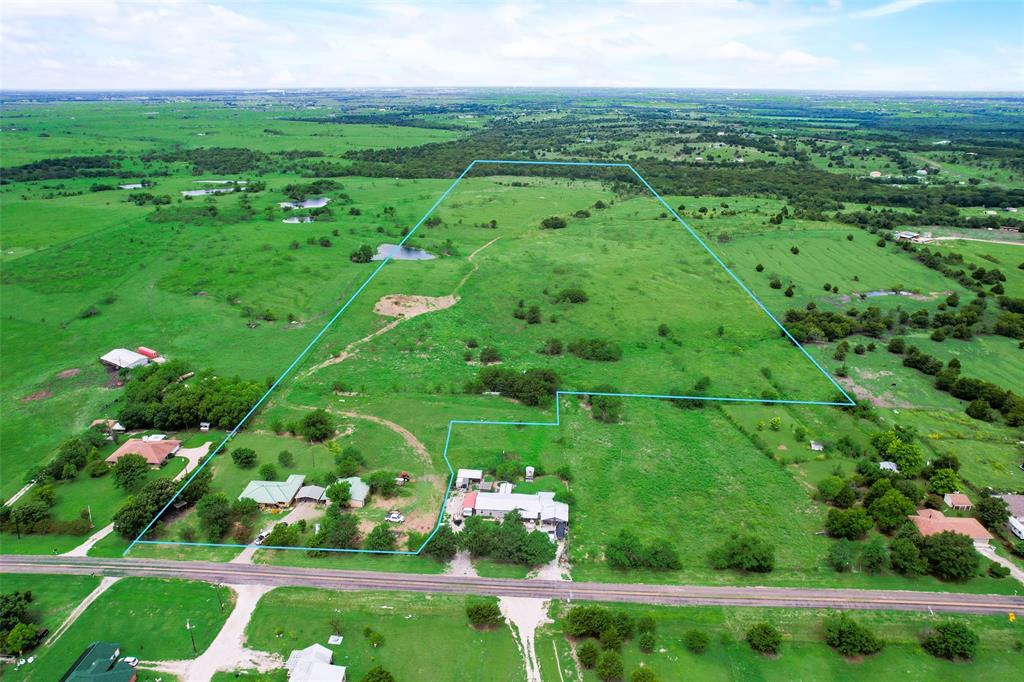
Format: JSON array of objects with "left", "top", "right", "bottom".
[
  {"left": 0, "top": 0, "right": 1014, "bottom": 91},
  {"left": 852, "top": 0, "right": 939, "bottom": 19}
]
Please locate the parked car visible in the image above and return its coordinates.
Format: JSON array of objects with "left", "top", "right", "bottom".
[
  {"left": 385, "top": 511, "right": 405, "bottom": 523},
  {"left": 123, "top": 657, "right": 139, "bottom": 667}
]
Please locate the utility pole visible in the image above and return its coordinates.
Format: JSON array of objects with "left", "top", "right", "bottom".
[{"left": 186, "top": 619, "right": 197, "bottom": 655}]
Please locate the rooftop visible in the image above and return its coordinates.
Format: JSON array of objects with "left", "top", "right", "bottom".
[
  {"left": 339, "top": 476, "right": 369, "bottom": 504},
  {"left": 909, "top": 508, "right": 992, "bottom": 541},
  {"left": 996, "top": 494, "right": 1024, "bottom": 519},
  {"left": 239, "top": 474, "right": 306, "bottom": 505},
  {"left": 469, "top": 490, "right": 569, "bottom": 523},
  {"left": 105, "top": 438, "right": 180, "bottom": 466}
]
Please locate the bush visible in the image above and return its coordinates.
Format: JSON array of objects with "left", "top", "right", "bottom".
[
  {"left": 825, "top": 507, "right": 873, "bottom": 539},
  {"left": 258, "top": 463, "right": 278, "bottom": 481},
  {"left": 568, "top": 338, "right": 623, "bottom": 362},
  {"left": 277, "top": 450, "right": 294, "bottom": 468},
  {"left": 921, "top": 621, "right": 978, "bottom": 660},
  {"left": 466, "top": 600, "right": 503, "bottom": 627},
  {"left": 823, "top": 612, "right": 884, "bottom": 657},
  {"left": 231, "top": 448, "right": 257, "bottom": 468},
  {"left": 637, "top": 631, "right": 656, "bottom": 653},
  {"left": 555, "top": 287, "right": 588, "bottom": 303},
  {"left": 684, "top": 629, "right": 709, "bottom": 654},
  {"left": 479, "top": 347, "right": 502, "bottom": 364},
  {"left": 988, "top": 563, "right": 1010, "bottom": 578},
  {"left": 605, "top": 530, "right": 680, "bottom": 571},
  {"left": 827, "top": 539, "right": 858, "bottom": 573},
  {"left": 360, "top": 666, "right": 395, "bottom": 682},
  {"left": 350, "top": 244, "right": 374, "bottom": 263},
  {"left": 541, "top": 216, "right": 567, "bottom": 229},
  {"left": 746, "top": 622, "right": 781, "bottom": 655},
  {"left": 630, "top": 669, "right": 658, "bottom": 682},
  {"left": 577, "top": 640, "right": 600, "bottom": 668},
  {"left": 300, "top": 409, "right": 334, "bottom": 441},
  {"left": 708, "top": 533, "right": 775, "bottom": 573},
  {"left": 595, "top": 651, "right": 624, "bottom": 681},
  {"left": 599, "top": 627, "right": 623, "bottom": 651},
  {"left": 111, "top": 454, "right": 149, "bottom": 491},
  {"left": 539, "top": 338, "right": 563, "bottom": 355}
]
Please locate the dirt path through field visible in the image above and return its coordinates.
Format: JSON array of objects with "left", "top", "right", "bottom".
[
  {"left": 44, "top": 576, "right": 120, "bottom": 646},
  {"left": 920, "top": 236, "right": 1024, "bottom": 246},
  {"left": 305, "top": 236, "right": 501, "bottom": 377},
  {"left": 144, "top": 584, "right": 279, "bottom": 681}
]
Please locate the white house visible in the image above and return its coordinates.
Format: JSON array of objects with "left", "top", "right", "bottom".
[
  {"left": 464, "top": 490, "right": 569, "bottom": 528},
  {"left": 996, "top": 494, "right": 1024, "bottom": 540},
  {"left": 285, "top": 644, "right": 346, "bottom": 682},
  {"left": 456, "top": 468, "right": 484, "bottom": 489},
  {"left": 100, "top": 348, "right": 149, "bottom": 369}
]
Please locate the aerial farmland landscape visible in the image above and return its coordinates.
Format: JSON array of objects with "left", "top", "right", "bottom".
[{"left": 1, "top": 2, "right": 1023, "bottom": 681}]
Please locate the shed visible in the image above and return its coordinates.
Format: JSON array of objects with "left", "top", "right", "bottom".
[
  {"left": 879, "top": 461, "right": 899, "bottom": 473},
  {"left": 100, "top": 348, "right": 148, "bottom": 370},
  {"left": 339, "top": 476, "right": 369, "bottom": 508},
  {"left": 456, "top": 468, "right": 484, "bottom": 489},
  {"left": 944, "top": 492, "right": 973, "bottom": 510},
  {"left": 810, "top": 441, "right": 824, "bottom": 452},
  {"left": 136, "top": 346, "right": 159, "bottom": 359},
  {"left": 525, "top": 466, "right": 535, "bottom": 481}
]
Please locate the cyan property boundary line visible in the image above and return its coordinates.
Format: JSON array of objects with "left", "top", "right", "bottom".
[{"left": 128, "top": 159, "right": 856, "bottom": 557}]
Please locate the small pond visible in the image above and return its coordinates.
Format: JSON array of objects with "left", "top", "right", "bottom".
[
  {"left": 279, "top": 196, "right": 330, "bottom": 209},
  {"left": 181, "top": 188, "right": 235, "bottom": 197},
  {"left": 282, "top": 216, "right": 314, "bottom": 224},
  {"left": 118, "top": 183, "right": 144, "bottom": 189},
  {"left": 372, "top": 243, "right": 436, "bottom": 261}
]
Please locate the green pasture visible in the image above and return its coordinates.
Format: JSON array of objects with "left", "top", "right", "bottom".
[
  {"left": 5, "top": 577, "right": 232, "bottom": 681},
  {"left": 245, "top": 588, "right": 525, "bottom": 682},
  {"left": 540, "top": 601, "right": 1024, "bottom": 682}
]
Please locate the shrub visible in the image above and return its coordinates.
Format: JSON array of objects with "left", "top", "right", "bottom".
[
  {"left": 555, "top": 287, "right": 588, "bottom": 303},
  {"left": 605, "top": 530, "right": 680, "bottom": 571},
  {"left": 300, "top": 409, "right": 334, "bottom": 441},
  {"left": 466, "top": 600, "right": 503, "bottom": 627},
  {"left": 258, "top": 463, "right": 278, "bottom": 481},
  {"left": 577, "top": 640, "right": 600, "bottom": 669},
  {"left": 599, "top": 626, "right": 622, "bottom": 651},
  {"left": 595, "top": 651, "right": 624, "bottom": 681},
  {"left": 825, "top": 507, "right": 873, "bottom": 539},
  {"left": 568, "top": 338, "right": 623, "bottom": 362},
  {"left": 638, "top": 631, "right": 656, "bottom": 653},
  {"left": 630, "top": 669, "right": 658, "bottom": 682},
  {"left": 988, "top": 563, "right": 1010, "bottom": 578},
  {"left": 231, "top": 447, "right": 257, "bottom": 468},
  {"left": 111, "top": 453, "right": 149, "bottom": 491},
  {"left": 746, "top": 622, "right": 781, "bottom": 655},
  {"left": 827, "top": 539, "right": 858, "bottom": 573},
  {"left": 708, "top": 533, "right": 774, "bottom": 573},
  {"left": 277, "top": 450, "right": 294, "bottom": 468},
  {"left": 823, "top": 612, "right": 884, "bottom": 657},
  {"left": 684, "top": 629, "right": 709, "bottom": 654},
  {"left": 539, "top": 338, "right": 563, "bottom": 355},
  {"left": 921, "top": 621, "right": 978, "bottom": 660},
  {"left": 541, "top": 216, "right": 567, "bottom": 229},
  {"left": 350, "top": 244, "right": 374, "bottom": 263},
  {"left": 920, "top": 531, "right": 979, "bottom": 581},
  {"left": 479, "top": 347, "right": 502, "bottom": 364}
]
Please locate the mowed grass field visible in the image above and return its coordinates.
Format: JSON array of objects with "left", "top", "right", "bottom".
[
  {"left": 537, "top": 601, "right": 1024, "bottom": 682},
  {"left": 246, "top": 588, "right": 525, "bottom": 682},
  {"left": 4, "top": 577, "right": 232, "bottom": 681}
]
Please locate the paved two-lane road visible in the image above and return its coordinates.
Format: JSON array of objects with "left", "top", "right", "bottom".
[{"left": 3, "top": 555, "right": 1022, "bottom": 615}]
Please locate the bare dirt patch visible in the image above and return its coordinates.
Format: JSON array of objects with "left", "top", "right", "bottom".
[
  {"left": 838, "top": 376, "right": 912, "bottom": 409},
  {"left": 21, "top": 389, "right": 52, "bottom": 402},
  {"left": 373, "top": 294, "right": 459, "bottom": 318},
  {"left": 56, "top": 368, "right": 81, "bottom": 379}
]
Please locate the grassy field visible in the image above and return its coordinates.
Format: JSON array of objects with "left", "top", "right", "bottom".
[
  {"left": 4, "top": 577, "right": 232, "bottom": 681},
  {"left": 539, "top": 601, "right": 1024, "bottom": 682},
  {"left": 245, "top": 588, "right": 525, "bottom": 682}
]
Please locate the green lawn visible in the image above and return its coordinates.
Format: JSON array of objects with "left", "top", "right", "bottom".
[
  {"left": 5, "top": 578, "right": 233, "bottom": 681},
  {"left": 540, "top": 601, "right": 1024, "bottom": 682},
  {"left": 245, "top": 588, "right": 525, "bottom": 682}
]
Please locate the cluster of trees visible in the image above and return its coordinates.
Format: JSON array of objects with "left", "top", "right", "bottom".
[
  {"left": 2, "top": 154, "right": 121, "bottom": 182},
  {"left": 566, "top": 606, "right": 662, "bottom": 681},
  {"left": 0, "top": 482, "right": 91, "bottom": 537},
  {"left": 466, "top": 366, "right": 560, "bottom": 407},
  {"left": 604, "top": 530, "right": 680, "bottom": 571},
  {"left": 350, "top": 244, "right": 374, "bottom": 262},
  {"left": 195, "top": 493, "right": 260, "bottom": 543},
  {"left": 540, "top": 216, "right": 567, "bottom": 229},
  {"left": 823, "top": 612, "right": 884, "bottom": 657},
  {"left": 783, "top": 305, "right": 894, "bottom": 343},
  {"left": 113, "top": 468, "right": 209, "bottom": 539},
  {"left": 0, "top": 591, "right": 45, "bottom": 656},
  {"left": 457, "top": 511, "right": 556, "bottom": 566},
  {"left": 27, "top": 425, "right": 108, "bottom": 483},
  {"left": 889, "top": 339, "right": 1023, "bottom": 425},
  {"left": 145, "top": 146, "right": 272, "bottom": 175},
  {"left": 585, "top": 386, "right": 624, "bottom": 424},
  {"left": 708, "top": 532, "right": 775, "bottom": 573},
  {"left": 118, "top": 360, "right": 263, "bottom": 431}
]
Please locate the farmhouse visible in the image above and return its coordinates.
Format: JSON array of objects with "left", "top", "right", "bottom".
[
  {"left": 943, "top": 492, "right": 973, "bottom": 510},
  {"left": 894, "top": 231, "right": 921, "bottom": 242},
  {"left": 909, "top": 508, "right": 992, "bottom": 543},
  {"left": 99, "top": 348, "right": 149, "bottom": 370},
  {"left": 295, "top": 484, "right": 327, "bottom": 504},
  {"left": 285, "top": 643, "right": 346, "bottom": 682},
  {"left": 339, "top": 476, "right": 369, "bottom": 508},
  {"left": 456, "top": 468, "right": 484, "bottom": 489},
  {"left": 239, "top": 474, "right": 306, "bottom": 508},
  {"left": 464, "top": 490, "right": 569, "bottom": 527},
  {"left": 995, "top": 494, "right": 1024, "bottom": 540},
  {"left": 105, "top": 438, "right": 180, "bottom": 468},
  {"left": 60, "top": 641, "right": 137, "bottom": 681}
]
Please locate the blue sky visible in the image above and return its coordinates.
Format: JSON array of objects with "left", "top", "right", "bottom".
[{"left": 1, "top": 0, "right": 1021, "bottom": 91}]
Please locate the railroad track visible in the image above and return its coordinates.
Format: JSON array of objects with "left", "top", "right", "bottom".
[{"left": 3, "top": 555, "right": 1022, "bottom": 615}]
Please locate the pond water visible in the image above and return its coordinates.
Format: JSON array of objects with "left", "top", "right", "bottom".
[
  {"left": 282, "top": 216, "right": 314, "bottom": 224},
  {"left": 181, "top": 188, "right": 235, "bottom": 197},
  {"left": 118, "top": 183, "right": 144, "bottom": 190},
  {"left": 372, "top": 243, "right": 436, "bottom": 261},
  {"left": 279, "top": 196, "right": 330, "bottom": 209},
  {"left": 195, "top": 180, "right": 247, "bottom": 185}
]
